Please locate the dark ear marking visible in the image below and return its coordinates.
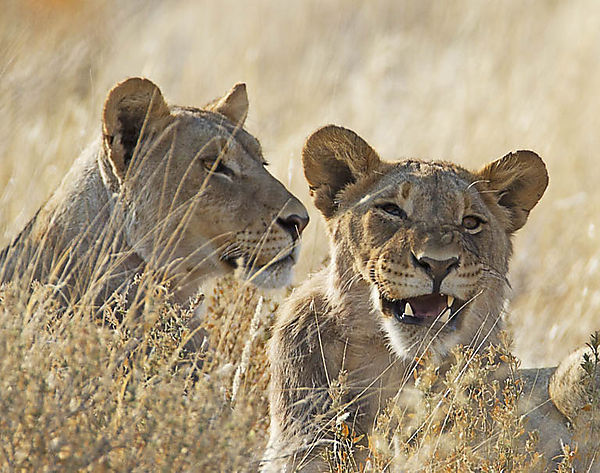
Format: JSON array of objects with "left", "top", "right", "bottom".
[{"left": 102, "top": 77, "right": 170, "bottom": 180}]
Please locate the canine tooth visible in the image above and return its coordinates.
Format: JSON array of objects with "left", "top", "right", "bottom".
[
  {"left": 447, "top": 295, "right": 455, "bottom": 307},
  {"left": 404, "top": 302, "right": 414, "bottom": 316},
  {"left": 440, "top": 307, "right": 452, "bottom": 323}
]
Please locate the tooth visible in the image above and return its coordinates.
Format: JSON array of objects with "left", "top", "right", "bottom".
[
  {"left": 404, "top": 302, "right": 414, "bottom": 316},
  {"left": 447, "top": 295, "right": 454, "bottom": 307},
  {"left": 440, "top": 307, "right": 452, "bottom": 323}
]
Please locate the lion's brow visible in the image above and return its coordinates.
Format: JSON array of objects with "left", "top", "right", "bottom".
[
  {"left": 208, "top": 113, "right": 265, "bottom": 164},
  {"left": 234, "top": 131, "right": 265, "bottom": 164},
  {"left": 177, "top": 106, "right": 265, "bottom": 164}
]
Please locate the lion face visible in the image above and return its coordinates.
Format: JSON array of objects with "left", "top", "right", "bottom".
[
  {"left": 302, "top": 125, "right": 547, "bottom": 360},
  {"left": 98, "top": 78, "right": 308, "bottom": 297},
  {"left": 342, "top": 161, "right": 516, "bottom": 359}
]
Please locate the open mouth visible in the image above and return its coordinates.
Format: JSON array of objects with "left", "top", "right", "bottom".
[{"left": 380, "top": 293, "right": 464, "bottom": 327}]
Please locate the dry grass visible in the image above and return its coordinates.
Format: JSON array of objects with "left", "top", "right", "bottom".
[{"left": 2, "top": 1, "right": 600, "bottom": 471}]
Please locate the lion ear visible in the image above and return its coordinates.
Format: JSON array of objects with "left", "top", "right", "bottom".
[
  {"left": 205, "top": 83, "right": 248, "bottom": 126},
  {"left": 302, "top": 125, "right": 381, "bottom": 219},
  {"left": 102, "top": 77, "right": 170, "bottom": 180},
  {"left": 476, "top": 150, "right": 548, "bottom": 233}
]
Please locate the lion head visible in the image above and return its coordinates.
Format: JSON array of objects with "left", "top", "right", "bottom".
[
  {"left": 302, "top": 125, "right": 547, "bottom": 360},
  {"left": 98, "top": 78, "right": 308, "bottom": 297}
]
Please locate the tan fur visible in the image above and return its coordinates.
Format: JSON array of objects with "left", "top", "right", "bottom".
[
  {"left": 0, "top": 78, "right": 308, "bottom": 313},
  {"left": 517, "top": 357, "right": 600, "bottom": 470},
  {"left": 262, "top": 125, "right": 569, "bottom": 472},
  {"left": 549, "top": 348, "right": 600, "bottom": 465}
]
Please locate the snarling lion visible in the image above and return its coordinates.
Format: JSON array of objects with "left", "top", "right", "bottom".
[
  {"left": 0, "top": 78, "right": 308, "bottom": 313},
  {"left": 263, "top": 125, "right": 597, "bottom": 472}
]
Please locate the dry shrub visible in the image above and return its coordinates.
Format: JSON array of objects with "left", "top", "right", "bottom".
[
  {"left": 0, "top": 274, "right": 595, "bottom": 472},
  {"left": 0, "top": 276, "right": 274, "bottom": 472},
  {"left": 374, "top": 342, "right": 543, "bottom": 473},
  {"left": 320, "top": 339, "right": 588, "bottom": 473}
]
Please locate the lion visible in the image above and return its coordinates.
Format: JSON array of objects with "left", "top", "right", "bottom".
[
  {"left": 263, "top": 125, "right": 597, "bottom": 472},
  {"left": 0, "top": 78, "right": 308, "bottom": 316}
]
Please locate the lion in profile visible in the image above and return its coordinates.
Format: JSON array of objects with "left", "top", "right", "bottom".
[
  {"left": 263, "top": 125, "right": 598, "bottom": 472},
  {"left": 0, "top": 78, "right": 308, "bottom": 313}
]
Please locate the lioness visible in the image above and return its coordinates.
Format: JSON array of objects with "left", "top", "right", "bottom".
[
  {"left": 263, "top": 125, "right": 596, "bottom": 472},
  {"left": 0, "top": 78, "right": 308, "bottom": 312}
]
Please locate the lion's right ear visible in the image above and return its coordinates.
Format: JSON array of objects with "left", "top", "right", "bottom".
[
  {"left": 102, "top": 78, "right": 170, "bottom": 183},
  {"left": 302, "top": 125, "right": 381, "bottom": 218}
]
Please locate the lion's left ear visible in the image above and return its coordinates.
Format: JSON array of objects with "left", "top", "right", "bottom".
[
  {"left": 205, "top": 83, "right": 248, "bottom": 126},
  {"left": 476, "top": 150, "right": 548, "bottom": 233}
]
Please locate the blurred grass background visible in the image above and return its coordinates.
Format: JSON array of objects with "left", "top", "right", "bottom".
[{"left": 1, "top": 0, "right": 600, "bottom": 460}]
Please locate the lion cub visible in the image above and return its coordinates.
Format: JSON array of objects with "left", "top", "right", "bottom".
[
  {"left": 262, "top": 125, "right": 562, "bottom": 471},
  {"left": 0, "top": 78, "right": 308, "bottom": 312}
]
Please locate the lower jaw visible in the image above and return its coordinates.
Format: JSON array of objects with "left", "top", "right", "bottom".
[
  {"left": 223, "top": 251, "right": 295, "bottom": 271},
  {"left": 236, "top": 257, "right": 294, "bottom": 288}
]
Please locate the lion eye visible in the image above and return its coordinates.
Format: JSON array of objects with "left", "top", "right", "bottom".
[
  {"left": 462, "top": 215, "right": 485, "bottom": 231},
  {"left": 203, "top": 158, "right": 234, "bottom": 177},
  {"left": 377, "top": 203, "right": 407, "bottom": 219}
]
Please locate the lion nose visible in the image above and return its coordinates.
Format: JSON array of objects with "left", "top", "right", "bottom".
[
  {"left": 412, "top": 253, "right": 459, "bottom": 290},
  {"left": 278, "top": 214, "right": 309, "bottom": 240}
]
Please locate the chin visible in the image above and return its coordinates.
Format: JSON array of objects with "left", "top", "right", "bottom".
[
  {"left": 379, "top": 316, "right": 461, "bottom": 361},
  {"left": 234, "top": 250, "right": 298, "bottom": 289},
  {"left": 370, "top": 285, "right": 467, "bottom": 361}
]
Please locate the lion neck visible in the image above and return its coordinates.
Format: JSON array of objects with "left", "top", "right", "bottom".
[
  {"left": 326, "top": 243, "right": 385, "bottom": 338},
  {"left": 322, "top": 244, "right": 415, "bottom": 430},
  {"left": 0, "top": 142, "right": 212, "bottom": 309},
  {"left": 93, "top": 142, "right": 223, "bottom": 306}
]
